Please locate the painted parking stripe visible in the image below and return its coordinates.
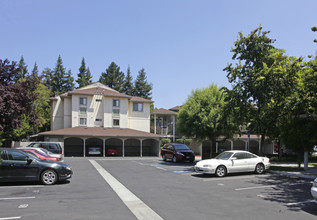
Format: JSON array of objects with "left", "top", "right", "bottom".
[
  {"left": 0, "top": 185, "right": 43, "bottom": 189},
  {"left": 89, "top": 160, "right": 164, "bottom": 220},
  {"left": 0, "top": 217, "right": 21, "bottom": 220},
  {"left": 235, "top": 182, "right": 309, "bottom": 191},
  {"left": 286, "top": 200, "right": 315, "bottom": 206},
  {"left": 0, "top": 197, "right": 35, "bottom": 200}
]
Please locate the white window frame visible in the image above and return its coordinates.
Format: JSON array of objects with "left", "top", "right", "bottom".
[
  {"left": 133, "top": 103, "right": 143, "bottom": 112},
  {"left": 113, "top": 119, "right": 120, "bottom": 127},
  {"left": 79, "top": 97, "right": 87, "bottom": 105},
  {"left": 79, "top": 107, "right": 87, "bottom": 115},
  {"left": 113, "top": 99, "right": 120, "bottom": 107},
  {"left": 79, "top": 118, "right": 87, "bottom": 126}
]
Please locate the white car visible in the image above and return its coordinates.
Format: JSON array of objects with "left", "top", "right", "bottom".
[
  {"left": 311, "top": 178, "right": 317, "bottom": 203},
  {"left": 194, "top": 150, "right": 270, "bottom": 177}
]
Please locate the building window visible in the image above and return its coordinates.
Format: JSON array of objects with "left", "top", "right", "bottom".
[
  {"left": 113, "top": 119, "right": 120, "bottom": 127},
  {"left": 113, "top": 99, "right": 120, "bottom": 107},
  {"left": 95, "top": 119, "right": 102, "bottom": 122},
  {"left": 79, "top": 107, "right": 87, "bottom": 115},
  {"left": 133, "top": 103, "right": 143, "bottom": 112},
  {"left": 80, "top": 97, "right": 87, "bottom": 105},
  {"left": 96, "top": 99, "right": 102, "bottom": 102},
  {"left": 113, "top": 109, "right": 120, "bottom": 117},
  {"left": 80, "top": 118, "right": 87, "bottom": 125}
]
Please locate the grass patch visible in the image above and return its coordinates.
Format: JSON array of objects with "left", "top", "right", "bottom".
[{"left": 269, "top": 166, "right": 305, "bottom": 172}]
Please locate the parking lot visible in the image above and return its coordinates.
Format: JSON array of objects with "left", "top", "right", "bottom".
[{"left": 0, "top": 157, "right": 316, "bottom": 220}]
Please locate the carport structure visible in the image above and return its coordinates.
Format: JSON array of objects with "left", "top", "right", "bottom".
[{"left": 39, "top": 127, "right": 161, "bottom": 157}]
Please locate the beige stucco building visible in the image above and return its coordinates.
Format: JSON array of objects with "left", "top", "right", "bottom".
[{"left": 39, "top": 82, "right": 160, "bottom": 157}]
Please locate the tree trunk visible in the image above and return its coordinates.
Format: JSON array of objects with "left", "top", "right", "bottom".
[{"left": 304, "top": 151, "right": 309, "bottom": 171}]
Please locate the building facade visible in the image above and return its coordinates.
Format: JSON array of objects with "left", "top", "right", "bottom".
[{"left": 39, "top": 82, "right": 161, "bottom": 157}]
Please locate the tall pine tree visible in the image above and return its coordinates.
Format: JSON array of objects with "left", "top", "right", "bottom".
[
  {"left": 51, "top": 55, "right": 74, "bottom": 96},
  {"left": 122, "top": 65, "right": 134, "bottom": 95},
  {"left": 134, "top": 68, "right": 152, "bottom": 99},
  {"left": 31, "top": 62, "right": 39, "bottom": 78},
  {"left": 76, "top": 57, "right": 92, "bottom": 88},
  {"left": 99, "top": 62, "right": 124, "bottom": 92},
  {"left": 15, "top": 56, "right": 28, "bottom": 82}
]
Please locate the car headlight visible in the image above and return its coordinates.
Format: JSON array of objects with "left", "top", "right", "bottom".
[
  {"left": 203, "top": 164, "right": 212, "bottom": 168},
  {"left": 66, "top": 166, "right": 72, "bottom": 171}
]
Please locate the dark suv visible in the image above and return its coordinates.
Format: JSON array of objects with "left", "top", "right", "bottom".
[
  {"left": 161, "top": 143, "right": 195, "bottom": 163},
  {"left": 27, "top": 142, "right": 63, "bottom": 154}
]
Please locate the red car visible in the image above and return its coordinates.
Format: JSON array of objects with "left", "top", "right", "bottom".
[
  {"left": 21, "top": 148, "right": 62, "bottom": 161},
  {"left": 106, "top": 148, "right": 118, "bottom": 156}
]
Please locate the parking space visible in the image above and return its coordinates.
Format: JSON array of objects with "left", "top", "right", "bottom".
[{"left": 1, "top": 157, "right": 316, "bottom": 220}]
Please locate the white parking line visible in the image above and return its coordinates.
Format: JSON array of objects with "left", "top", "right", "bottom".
[
  {"left": 235, "top": 185, "right": 276, "bottom": 191},
  {"left": 156, "top": 167, "right": 167, "bottom": 171},
  {"left": 89, "top": 160, "right": 164, "bottom": 220},
  {"left": 0, "top": 217, "right": 21, "bottom": 220},
  {"left": 0, "top": 185, "right": 43, "bottom": 189},
  {"left": 0, "top": 197, "right": 35, "bottom": 200},
  {"left": 286, "top": 200, "right": 315, "bottom": 206}
]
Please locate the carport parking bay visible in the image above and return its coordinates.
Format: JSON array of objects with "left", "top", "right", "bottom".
[{"left": 1, "top": 157, "right": 316, "bottom": 220}]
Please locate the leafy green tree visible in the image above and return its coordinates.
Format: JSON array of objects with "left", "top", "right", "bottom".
[
  {"left": 122, "top": 66, "right": 134, "bottom": 95},
  {"left": 31, "top": 62, "right": 39, "bottom": 78},
  {"left": 15, "top": 56, "right": 28, "bottom": 82},
  {"left": 76, "top": 57, "right": 92, "bottom": 88},
  {"left": 223, "top": 26, "right": 299, "bottom": 155},
  {"left": 134, "top": 68, "right": 152, "bottom": 99},
  {"left": 312, "top": 26, "right": 317, "bottom": 43},
  {"left": 51, "top": 55, "right": 74, "bottom": 96},
  {"left": 177, "top": 84, "right": 230, "bottom": 158},
  {"left": 99, "top": 62, "right": 124, "bottom": 92}
]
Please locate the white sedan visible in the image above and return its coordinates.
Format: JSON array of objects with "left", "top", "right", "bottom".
[
  {"left": 312, "top": 178, "right": 317, "bottom": 203},
  {"left": 194, "top": 150, "right": 270, "bottom": 177}
]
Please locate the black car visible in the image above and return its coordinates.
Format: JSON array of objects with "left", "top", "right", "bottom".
[
  {"left": 161, "top": 143, "right": 195, "bottom": 163},
  {"left": 26, "top": 142, "right": 63, "bottom": 154},
  {"left": 0, "top": 148, "right": 72, "bottom": 185}
]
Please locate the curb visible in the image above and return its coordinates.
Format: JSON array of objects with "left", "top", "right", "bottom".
[{"left": 269, "top": 170, "right": 316, "bottom": 180}]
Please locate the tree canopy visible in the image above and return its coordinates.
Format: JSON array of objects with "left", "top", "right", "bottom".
[
  {"left": 134, "top": 68, "right": 152, "bottom": 99},
  {"left": 99, "top": 62, "right": 125, "bottom": 92},
  {"left": 76, "top": 57, "right": 92, "bottom": 88}
]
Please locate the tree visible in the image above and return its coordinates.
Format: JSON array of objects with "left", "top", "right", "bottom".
[
  {"left": 76, "top": 57, "right": 92, "bottom": 88},
  {"left": 31, "top": 62, "right": 39, "bottom": 78},
  {"left": 122, "top": 66, "right": 134, "bottom": 95},
  {"left": 177, "top": 84, "right": 230, "bottom": 158},
  {"left": 15, "top": 56, "right": 28, "bottom": 82},
  {"left": 312, "top": 26, "right": 317, "bottom": 43},
  {"left": 41, "top": 67, "right": 54, "bottom": 94},
  {"left": 99, "top": 62, "right": 124, "bottom": 92},
  {"left": 223, "top": 26, "right": 298, "bottom": 155},
  {"left": 51, "top": 55, "right": 74, "bottom": 96},
  {"left": 134, "top": 68, "right": 152, "bottom": 99},
  {"left": 0, "top": 59, "right": 40, "bottom": 144}
]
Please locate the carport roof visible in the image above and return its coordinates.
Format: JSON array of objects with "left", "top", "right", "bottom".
[{"left": 39, "top": 127, "right": 161, "bottom": 139}]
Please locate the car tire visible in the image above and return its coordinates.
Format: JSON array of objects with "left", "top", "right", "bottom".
[
  {"left": 162, "top": 154, "right": 166, "bottom": 161},
  {"left": 255, "top": 163, "right": 265, "bottom": 174},
  {"left": 41, "top": 169, "right": 58, "bottom": 185},
  {"left": 172, "top": 156, "right": 177, "bottom": 163},
  {"left": 215, "top": 165, "right": 227, "bottom": 177}
]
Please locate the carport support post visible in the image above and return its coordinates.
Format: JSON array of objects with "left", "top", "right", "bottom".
[
  {"left": 216, "top": 142, "right": 218, "bottom": 153},
  {"left": 83, "top": 137, "right": 86, "bottom": 157},
  {"left": 122, "top": 139, "right": 125, "bottom": 157},
  {"left": 103, "top": 139, "right": 106, "bottom": 157},
  {"left": 140, "top": 139, "right": 143, "bottom": 157}
]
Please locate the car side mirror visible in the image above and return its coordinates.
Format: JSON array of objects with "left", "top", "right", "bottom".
[{"left": 26, "top": 158, "right": 33, "bottom": 165}]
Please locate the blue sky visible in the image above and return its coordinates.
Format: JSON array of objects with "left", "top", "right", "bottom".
[{"left": 1, "top": 0, "right": 316, "bottom": 109}]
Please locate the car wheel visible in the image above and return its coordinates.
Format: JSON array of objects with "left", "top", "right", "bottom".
[
  {"left": 41, "top": 169, "right": 58, "bottom": 185},
  {"left": 255, "top": 163, "right": 265, "bottom": 174},
  {"left": 172, "top": 156, "right": 177, "bottom": 163},
  {"left": 215, "top": 165, "right": 227, "bottom": 177},
  {"left": 162, "top": 154, "right": 166, "bottom": 161}
]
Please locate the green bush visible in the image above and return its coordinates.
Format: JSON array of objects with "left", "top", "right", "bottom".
[{"left": 160, "top": 138, "right": 171, "bottom": 147}]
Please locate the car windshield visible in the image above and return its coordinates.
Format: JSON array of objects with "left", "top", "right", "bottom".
[
  {"left": 214, "top": 152, "right": 234, "bottom": 160},
  {"left": 173, "top": 144, "right": 190, "bottom": 150}
]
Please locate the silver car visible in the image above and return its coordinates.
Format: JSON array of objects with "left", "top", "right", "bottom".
[{"left": 312, "top": 178, "right": 317, "bottom": 203}]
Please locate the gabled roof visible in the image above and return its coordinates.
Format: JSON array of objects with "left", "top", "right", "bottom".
[
  {"left": 151, "top": 108, "right": 177, "bottom": 115},
  {"left": 49, "top": 82, "right": 153, "bottom": 103},
  {"left": 39, "top": 127, "right": 161, "bottom": 138}
]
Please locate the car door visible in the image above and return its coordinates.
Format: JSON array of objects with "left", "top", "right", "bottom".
[
  {"left": 245, "top": 152, "right": 260, "bottom": 171},
  {"left": 165, "top": 145, "right": 174, "bottom": 160},
  {"left": 4, "top": 150, "right": 39, "bottom": 181},
  {"left": 230, "top": 152, "right": 249, "bottom": 173}
]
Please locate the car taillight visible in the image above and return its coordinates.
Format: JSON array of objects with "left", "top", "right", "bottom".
[{"left": 59, "top": 150, "right": 61, "bottom": 154}]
